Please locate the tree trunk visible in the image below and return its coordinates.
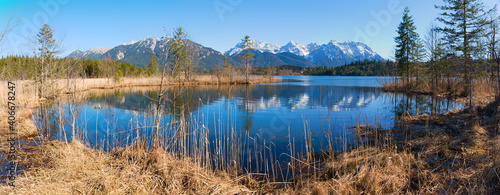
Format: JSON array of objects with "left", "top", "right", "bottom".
[{"left": 497, "top": 58, "right": 500, "bottom": 99}]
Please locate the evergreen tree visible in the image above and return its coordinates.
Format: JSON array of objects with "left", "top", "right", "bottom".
[
  {"left": 238, "top": 35, "right": 254, "bottom": 83},
  {"left": 35, "top": 24, "right": 59, "bottom": 98},
  {"left": 147, "top": 53, "right": 159, "bottom": 76},
  {"left": 264, "top": 64, "right": 272, "bottom": 78},
  {"left": 169, "top": 26, "right": 188, "bottom": 82},
  {"left": 395, "top": 7, "right": 419, "bottom": 86},
  {"left": 436, "top": 0, "right": 489, "bottom": 108},
  {"left": 222, "top": 55, "right": 233, "bottom": 82}
]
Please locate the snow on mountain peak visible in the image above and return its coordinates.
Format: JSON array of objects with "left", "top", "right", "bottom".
[
  {"left": 226, "top": 39, "right": 383, "bottom": 64},
  {"left": 280, "top": 41, "right": 309, "bottom": 56},
  {"left": 68, "top": 46, "right": 112, "bottom": 59},
  {"left": 226, "top": 39, "right": 280, "bottom": 56},
  {"left": 88, "top": 47, "right": 111, "bottom": 54},
  {"left": 250, "top": 40, "right": 280, "bottom": 54},
  {"left": 122, "top": 39, "right": 138, "bottom": 46}
]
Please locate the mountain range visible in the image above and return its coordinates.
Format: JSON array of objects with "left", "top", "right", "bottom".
[
  {"left": 69, "top": 37, "right": 238, "bottom": 70},
  {"left": 68, "top": 37, "right": 384, "bottom": 69}
]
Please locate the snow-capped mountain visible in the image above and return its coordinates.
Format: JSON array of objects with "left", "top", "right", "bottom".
[
  {"left": 226, "top": 39, "right": 384, "bottom": 67},
  {"left": 68, "top": 37, "right": 239, "bottom": 69},
  {"left": 279, "top": 41, "right": 310, "bottom": 56},
  {"left": 68, "top": 47, "right": 112, "bottom": 59},
  {"left": 68, "top": 37, "right": 385, "bottom": 69},
  {"left": 308, "top": 40, "right": 384, "bottom": 67},
  {"left": 226, "top": 40, "right": 280, "bottom": 56}
]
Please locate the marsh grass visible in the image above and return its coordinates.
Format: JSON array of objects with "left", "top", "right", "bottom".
[
  {"left": 0, "top": 139, "right": 252, "bottom": 194},
  {"left": 2, "top": 77, "right": 500, "bottom": 194}
]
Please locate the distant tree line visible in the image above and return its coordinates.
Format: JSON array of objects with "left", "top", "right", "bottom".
[
  {"left": 0, "top": 55, "right": 145, "bottom": 80},
  {"left": 303, "top": 60, "right": 396, "bottom": 76},
  {"left": 252, "top": 65, "right": 304, "bottom": 75},
  {"left": 240, "top": 60, "right": 397, "bottom": 76}
]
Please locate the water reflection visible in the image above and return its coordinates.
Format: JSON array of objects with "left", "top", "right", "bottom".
[
  {"left": 82, "top": 85, "right": 384, "bottom": 115},
  {"left": 35, "top": 77, "right": 462, "bottom": 179}
]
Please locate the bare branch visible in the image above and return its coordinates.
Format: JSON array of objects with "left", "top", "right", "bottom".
[{"left": 0, "top": 11, "right": 20, "bottom": 52}]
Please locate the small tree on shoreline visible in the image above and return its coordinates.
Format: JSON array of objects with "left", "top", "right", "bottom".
[
  {"left": 147, "top": 53, "right": 159, "bottom": 76},
  {"left": 222, "top": 55, "right": 233, "bottom": 83},
  {"left": 169, "top": 26, "right": 188, "bottom": 83},
  {"left": 35, "top": 24, "right": 60, "bottom": 98},
  {"left": 238, "top": 35, "right": 254, "bottom": 83}
]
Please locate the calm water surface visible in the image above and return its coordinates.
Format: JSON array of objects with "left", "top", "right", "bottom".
[{"left": 35, "top": 76, "right": 462, "bottom": 176}]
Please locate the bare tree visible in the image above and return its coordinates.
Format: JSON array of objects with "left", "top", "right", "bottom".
[
  {"left": 425, "top": 23, "right": 443, "bottom": 88},
  {"left": 151, "top": 29, "right": 187, "bottom": 149},
  {"left": 484, "top": 8, "right": 500, "bottom": 97},
  {"left": 185, "top": 40, "right": 198, "bottom": 82},
  {"left": 0, "top": 12, "right": 19, "bottom": 45}
]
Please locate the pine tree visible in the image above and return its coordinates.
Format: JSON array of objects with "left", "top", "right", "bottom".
[
  {"left": 264, "top": 64, "right": 272, "bottom": 78},
  {"left": 395, "top": 7, "right": 419, "bottom": 87},
  {"left": 147, "top": 53, "right": 158, "bottom": 76},
  {"left": 222, "top": 55, "right": 233, "bottom": 82},
  {"left": 36, "top": 24, "right": 59, "bottom": 98},
  {"left": 436, "top": 0, "right": 489, "bottom": 108},
  {"left": 169, "top": 26, "right": 188, "bottom": 82},
  {"left": 238, "top": 35, "right": 254, "bottom": 83}
]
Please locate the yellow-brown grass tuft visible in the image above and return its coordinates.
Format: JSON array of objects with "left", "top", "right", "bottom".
[
  {"left": 0, "top": 140, "right": 252, "bottom": 195},
  {"left": 283, "top": 147, "right": 417, "bottom": 194},
  {"left": 0, "top": 108, "right": 37, "bottom": 139}
]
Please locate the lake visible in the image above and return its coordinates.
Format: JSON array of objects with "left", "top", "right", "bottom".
[{"left": 35, "top": 76, "right": 462, "bottom": 178}]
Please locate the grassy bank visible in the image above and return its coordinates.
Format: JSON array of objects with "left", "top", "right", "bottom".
[{"left": 0, "top": 140, "right": 252, "bottom": 194}]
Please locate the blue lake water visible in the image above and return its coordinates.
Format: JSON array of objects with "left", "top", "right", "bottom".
[{"left": 35, "top": 76, "right": 462, "bottom": 177}]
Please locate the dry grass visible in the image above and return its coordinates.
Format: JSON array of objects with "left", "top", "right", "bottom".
[
  {"left": 0, "top": 81, "right": 40, "bottom": 108},
  {"left": 282, "top": 147, "right": 416, "bottom": 194},
  {"left": 0, "top": 108, "right": 37, "bottom": 140},
  {"left": 0, "top": 140, "right": 252, "bottom": 195}
]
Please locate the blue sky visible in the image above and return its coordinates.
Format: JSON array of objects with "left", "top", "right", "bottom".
[{"left": 0, "top": 0, "right": 498, "bottom": 59}]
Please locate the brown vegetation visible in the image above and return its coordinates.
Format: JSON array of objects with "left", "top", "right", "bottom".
[{"left": 0, "top": 140, "right": 252, "bottom": 194}]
